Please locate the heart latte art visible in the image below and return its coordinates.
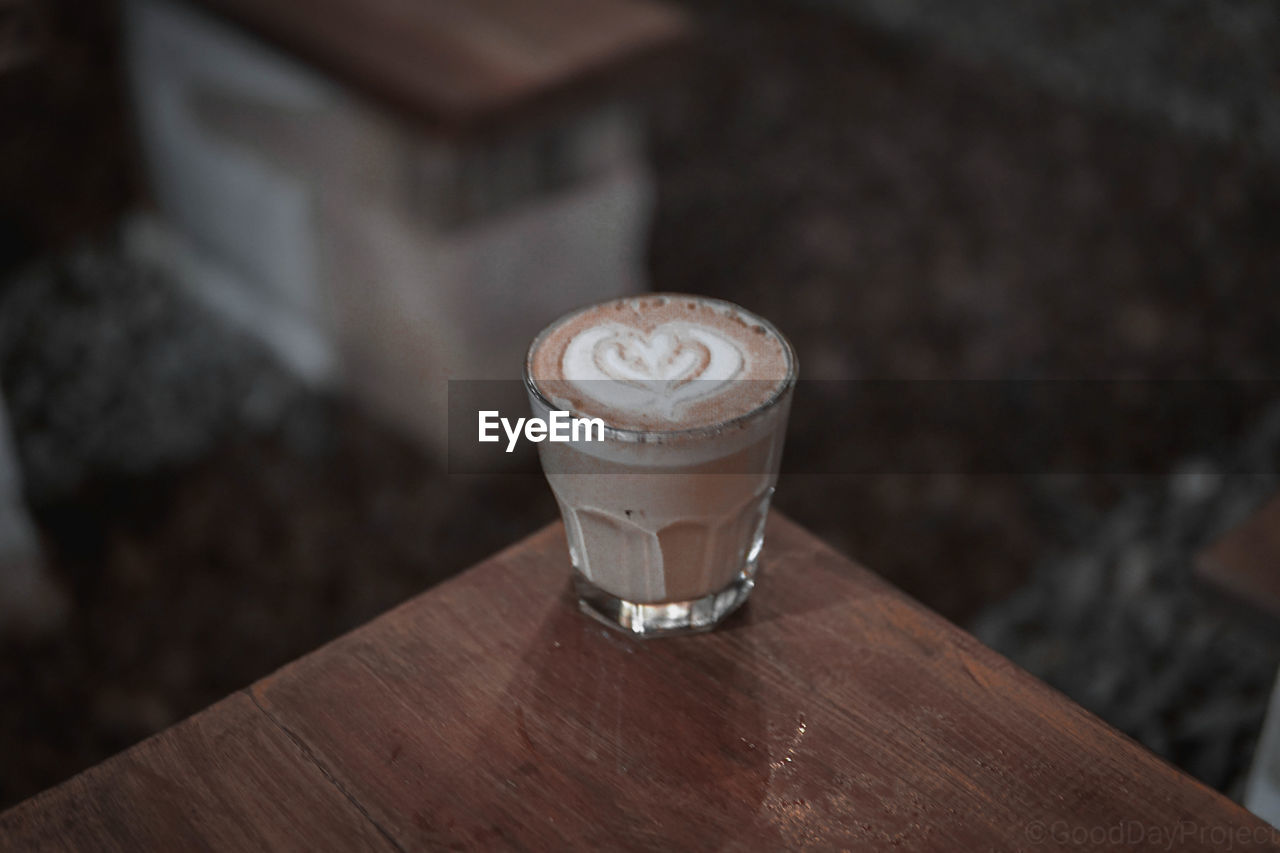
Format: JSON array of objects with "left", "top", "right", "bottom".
[
  {"left": 562, "top": 322, "right": 746, "bottom": 421},
  {"left": 528, "top": 295, "right": 792, "bottom": 431}
]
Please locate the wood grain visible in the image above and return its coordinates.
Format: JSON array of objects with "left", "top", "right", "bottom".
[
  {"left": 0, "top": 693, "right": 395, "bottom": 851},
  {"left": 191, "top": 0, "right": 692, "bottom": 135},
  {"left": 4, "top": 513, "right": 1275, "bottom": 850},
  {"left": 1197, "top": 493, "right": 1280, "bottom": 627}
]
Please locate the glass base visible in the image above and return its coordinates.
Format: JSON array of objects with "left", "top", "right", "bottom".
[{"left": 573, "top": 563, "right": 757, "bottom": 638}]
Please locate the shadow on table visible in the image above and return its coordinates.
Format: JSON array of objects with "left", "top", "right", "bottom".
[{"left": 483, "top": 596, "right": 782, "bottom": 849}]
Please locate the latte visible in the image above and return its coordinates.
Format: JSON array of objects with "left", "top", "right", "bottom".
[{"left": 525, "top": 294, "right": 796, "bottom": 637}]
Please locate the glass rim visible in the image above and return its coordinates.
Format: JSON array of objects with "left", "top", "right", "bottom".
[{"left": 523, "top": 292, "right": 798, "bottom": 444}]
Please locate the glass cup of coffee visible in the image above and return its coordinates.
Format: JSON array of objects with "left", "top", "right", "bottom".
[{"left": 524, "top": 294, "right": 797, "bottom": 637}]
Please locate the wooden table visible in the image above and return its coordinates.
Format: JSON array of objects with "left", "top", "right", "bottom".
[
  {"left": 3, "top": 514, "right": 1274, "bottom": 850},
  {"left": 1197, "top": 493, "right": 1280, "bottom": 827},
  {"left": 1198, "top": 493, "right": 1280, "bottom": 630}
]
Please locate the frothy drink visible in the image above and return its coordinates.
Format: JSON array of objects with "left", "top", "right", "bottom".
[{"left": 525, "top": 294, "right": 796, "bottom": 636}]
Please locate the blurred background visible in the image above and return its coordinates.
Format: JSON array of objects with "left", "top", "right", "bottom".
[{"left": 2, "top": 0, "right": 1280, "bottom": 815}]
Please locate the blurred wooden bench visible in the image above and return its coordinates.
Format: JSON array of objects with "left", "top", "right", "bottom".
[
  {"left": 191, "top": 0, "right": 691, "bottom": 136},
  {"left": 2, "top": 513, "right": 1267, "bottom": 849},
  {"left": 124, "top": 0, "right": 691, "bottom": 456}
]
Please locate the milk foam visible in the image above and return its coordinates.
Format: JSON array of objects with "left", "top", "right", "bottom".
[
  {"left": 561, "top": 321, "right": 745, "bottom": 422},
  {"left": 528, "top": 295, "right": 792, "bottom": 432}
]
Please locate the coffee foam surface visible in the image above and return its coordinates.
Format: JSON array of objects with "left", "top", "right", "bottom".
[{"left": 529, "top": 295, "right": 791, "bottom": 431}]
